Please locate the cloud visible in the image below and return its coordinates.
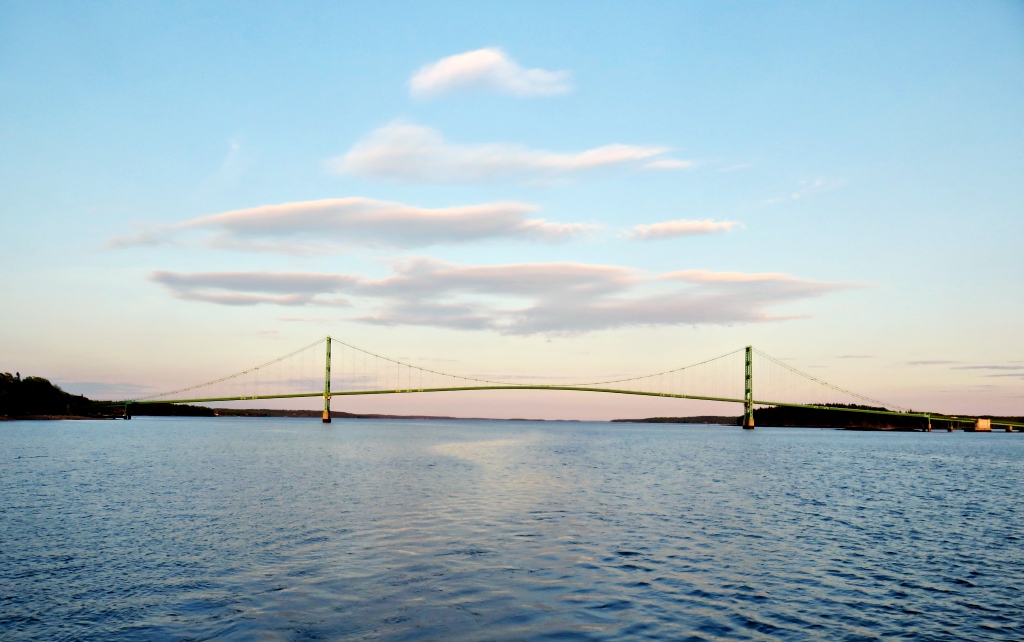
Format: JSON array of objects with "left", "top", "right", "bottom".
[
  {"left": 836, "top": 355, "right": 874, "bottom": 359},
  {"left": 328, "top": 122, "right": 687, "bottom": 183},
  {"left": 149, "top": 271, "right": 356, "bottom": 306},
  {"left": 627, "top": 219, "right": 741, "bottom": 240},
  {"left": 206, "top": 138, "right": 248, "bottom": 186},
  {"left": 644, "top": 159, "right": 695, "bottom": 170},
  {"left": 766, "top": 178, "right": 843, "bottom": 204},
  {"left": 660, "top": 270, "right": 793, "bottom": 283},
  {"left": 150, "top": 259, "right": 856, "bottom": 335},
  {"left": 409, "top": 48, "right": 570, "bottom": 98},
  {"left": 907, "top": 360, "right": 959, "bottom": 366},
  {"left": 953, "top": 365, "right": 1024, "bottom": 371},
  {"left": 110, "top": 197, "right": 594, "bottom": 252},
  {"left": 54, "top": 380, "right": 155, "bottom": 399},
  {"left": 107, "top": 230, "right": 175, "bottom": 248},
  {"left": 279, "top": 316, "right": 344, "bottom": 323},
  {"left": 719, "top": 163, "right": 755, "bottom": 172}
]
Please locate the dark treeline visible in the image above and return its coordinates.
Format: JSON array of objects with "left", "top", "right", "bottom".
[
  {"left": 0, "top": 373, "right": 211, "bottom": 419},
  {"left": 0, "top": 372, "right": 117, "bottom": 418},
  {"left": 613, "top": 405, "right": 920, "bottom": 428},
  {"left": 620, "top": 404, "right": 1022, "bottom": 430},
  {"left": 752, "top": 404, "right": 925, "bottom": 430}
]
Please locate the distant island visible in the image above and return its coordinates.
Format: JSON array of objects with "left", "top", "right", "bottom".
[
  {"left": 0, "top": 372, "right": 118, "bottom": 419},
  {"left": 613, "top": 404, "right": 1023, "bottom": 430},
  {"left": 3, "top": 373, "right": 1020, "bottom": 429}
]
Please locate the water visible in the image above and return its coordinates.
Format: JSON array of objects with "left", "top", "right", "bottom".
[{"left": 1, "top": 418, "right": 1022, "bottom": 641}]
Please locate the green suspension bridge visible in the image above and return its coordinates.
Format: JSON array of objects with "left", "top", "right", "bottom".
[{"left": 122, "top": 336, "right": 1022, "bottom": 432}]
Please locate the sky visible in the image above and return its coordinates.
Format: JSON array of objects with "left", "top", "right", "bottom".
[{"left": 1, "top": 1, "right": 1022, "bottom": 419}]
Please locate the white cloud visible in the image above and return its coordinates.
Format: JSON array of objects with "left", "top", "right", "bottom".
[
  {"left": 627, "top": 219, "right": 741, "bottom": 240},
  {"left": 644, "top": 159, "right": 695, "bottom": 170},
  {"left": 150, "top": 259, "right": 856, "bottom": 335},
  {"left": 329, "top": 122, "right": 686, "bottom": 183},
  {"left": 109, "top": 197, "right": 594, "bottom": 252},
  {"left": 409, "top": 48, "right": 571, "bottom": 98},
  {"left": 148, "top": 271, "right": 356, "bottom": 306},
  {"left": 661, "top": 270, "right": 791, "bottom": 283}
]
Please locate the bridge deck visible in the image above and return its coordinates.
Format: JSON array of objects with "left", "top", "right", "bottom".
[{"left": 125, "top": 386, "right": 1024, "bottom": 428}]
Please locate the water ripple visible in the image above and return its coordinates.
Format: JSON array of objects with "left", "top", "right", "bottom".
[{"left": 1, "top": 419, "right": 1022, "bottom": 640}]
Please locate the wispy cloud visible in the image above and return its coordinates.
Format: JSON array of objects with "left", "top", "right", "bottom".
[
  {"left": 644, "top": 159, "right": 695, "bottom": 170},
  {"left": 150, "top": 260, "right": 857, "bottom": 335},
  {"left": 626, "top": 219, "right": 740, "bottom": 240},
  {"left": 907, "top": 360, "right": 959, "bottom": 366},
  {"left": 149, "top": 271, "right": 356, "bottom": 306},
  {"left": 54, "top": 380, "right": 155, "bottom": 399},
  {"left": 409, "top": 48, "right": 571, "bottom": 98},
  {"left": 719, "top": 163, "right": 755, "bottom": 172},
  {"left": 328, "top": 122, "right": 688, "bottom": 183},
  {"left": 766, "top": 178, "right": 843, "bottom": 204},
  {"left": 109, "top": 197, "right": 594, "bottom": 252},
  {"left": 836, "top": 355, "right": 874, "bottom": 359},
  {"left": 107, "top": 228, "right": 179, "bottom": 248},
  {"left": 208, "top": 138, "right": 247, "bottom": 186},
  {"left": 278, "top": 317, "right": 344, "bottom": 323},
  {"left": 953, "top": 365, "right": 1024, "bottom": 371}
]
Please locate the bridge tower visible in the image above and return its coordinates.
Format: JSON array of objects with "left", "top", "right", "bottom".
[
  {"left": 743, "top": 346, "right": 754, "bottom": 429},
  {"left": 323, "top": 336, "right": 332, "bottom": 423}
]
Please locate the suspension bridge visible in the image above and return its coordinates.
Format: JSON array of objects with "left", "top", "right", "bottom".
[{"left": 122, "top": 336, "right": 1022, "bottom": 432}]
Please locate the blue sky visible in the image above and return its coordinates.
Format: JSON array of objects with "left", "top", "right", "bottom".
[{"left": 1, "top": 1, "right": 1022, "bottom": 418}]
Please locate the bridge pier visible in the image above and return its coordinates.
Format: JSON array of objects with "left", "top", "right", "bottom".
[
  {"left": 743, "top": 346, "right": 755, "bottom": 429},
  {"left": 323, "top": 336, "right": 332, "bottom": 423}
]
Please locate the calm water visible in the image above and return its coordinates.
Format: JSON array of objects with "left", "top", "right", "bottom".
[{"left": 2, "top": 418, "right": 1022, "bottom": 641}]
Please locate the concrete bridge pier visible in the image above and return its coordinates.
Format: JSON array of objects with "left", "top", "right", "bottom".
[
  {"left": 742, "top": 346, "right": 755, "bottom": 429},
  {"left": 322, "top": 336, "right": 332, "bottom": 424}
]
